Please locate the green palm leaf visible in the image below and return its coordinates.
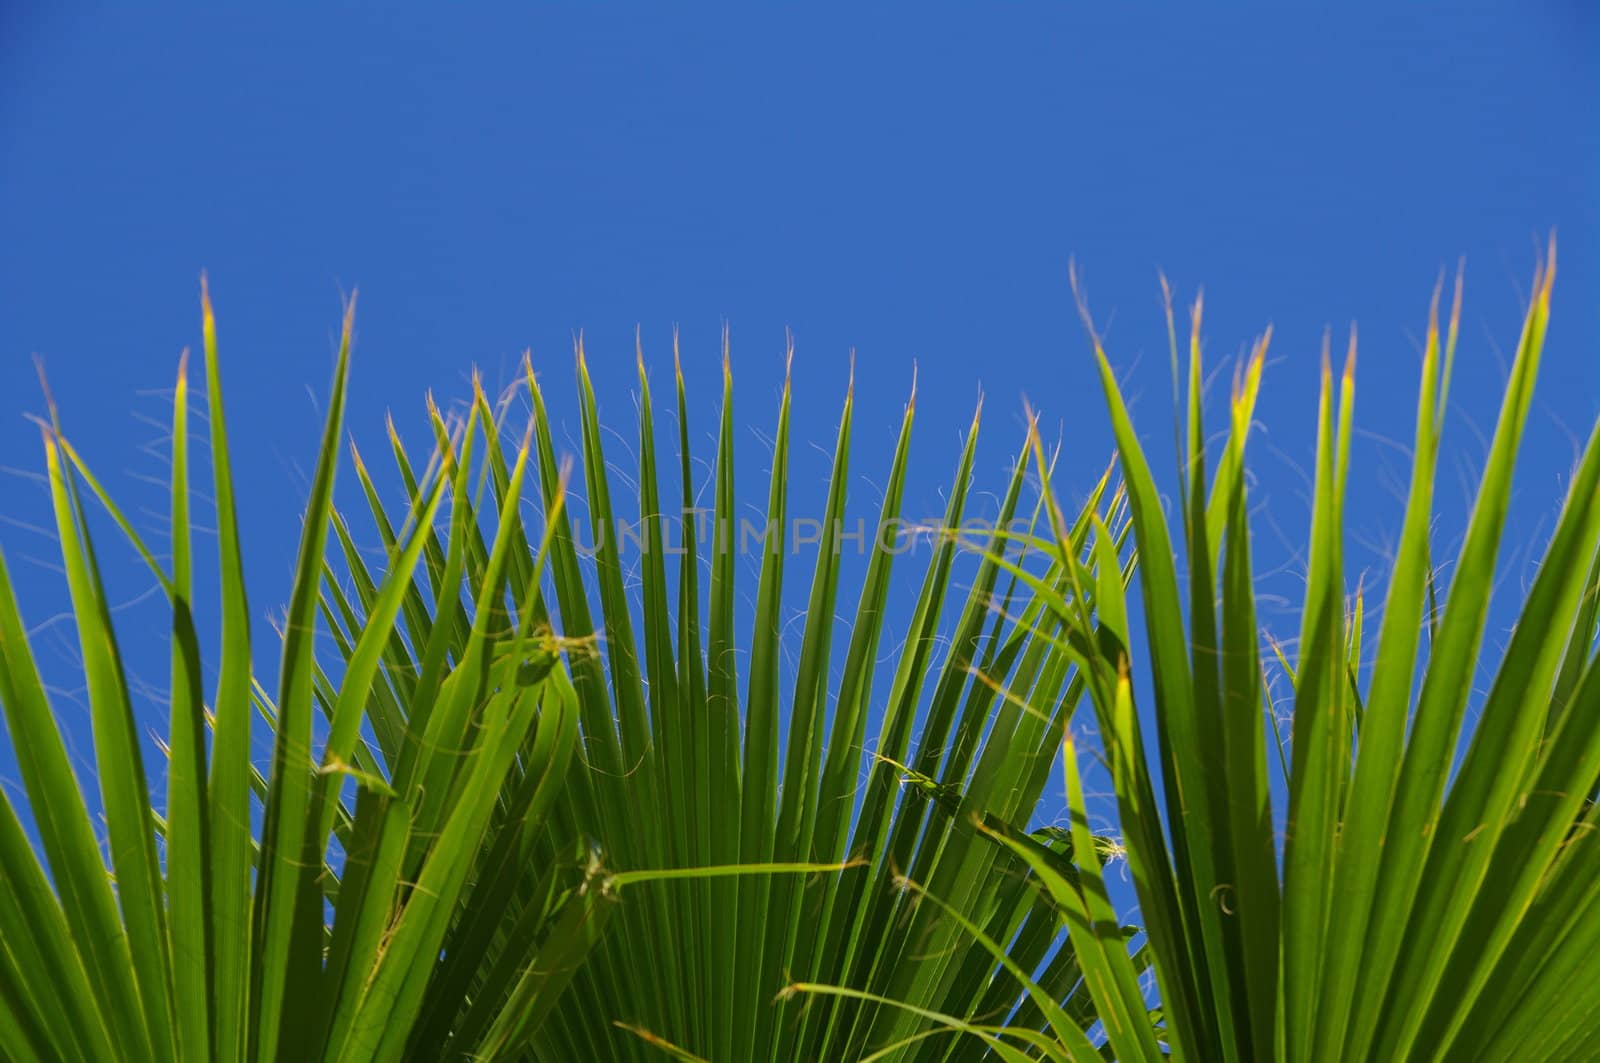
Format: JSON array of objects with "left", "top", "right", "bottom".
[
  {"left": 999, "top": 245, "right": 1600, "bottom": 1063},
  {"left": 0, "top": 286, "right": 1128, "bottom": 1061},
  {"left": 0, "top": 290, "right": 613, "bottom": 1061}
]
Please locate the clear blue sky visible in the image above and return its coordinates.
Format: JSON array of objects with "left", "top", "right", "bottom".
[{"left": 2, "top": 7, "right": 1596, "bottom": 835}]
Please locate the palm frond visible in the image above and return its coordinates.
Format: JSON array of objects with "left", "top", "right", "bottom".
[
  {"left": 1000, "top": 244, "right": 1600, "bottom": 1063},
  {"left": 0, "top": 287, "right": 1130, "bottom": 1061}
]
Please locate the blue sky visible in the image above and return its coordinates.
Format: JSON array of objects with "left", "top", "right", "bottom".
[{"left": 1, "top": 7, "right": 1596, "bottom": 840}]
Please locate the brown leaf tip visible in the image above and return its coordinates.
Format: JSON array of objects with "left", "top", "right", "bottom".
[
  {"left": 341, "top": 289, "right": 359, "bottom": 336},
  {"left": 1541, "top": 230, "right": 1558, "bottom": 302}
]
